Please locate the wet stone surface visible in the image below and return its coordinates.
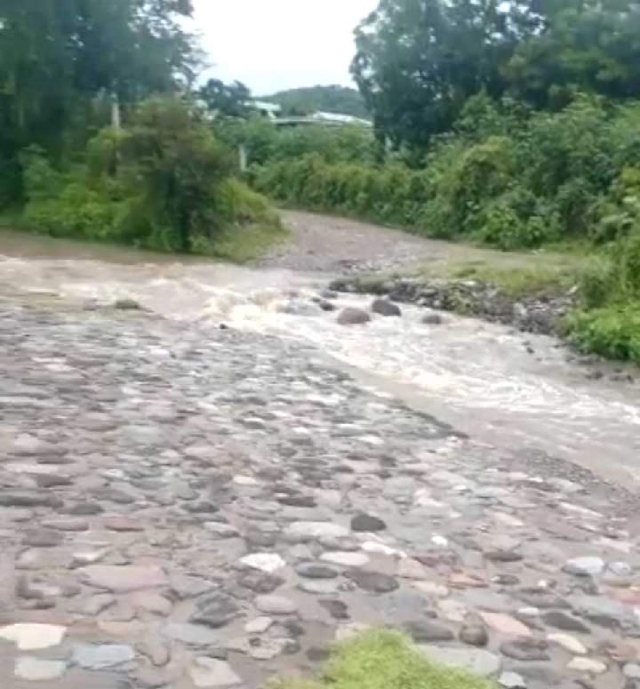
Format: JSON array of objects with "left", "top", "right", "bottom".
[{"left": 0, "top": 301, "right": 639, "bottom": 689}]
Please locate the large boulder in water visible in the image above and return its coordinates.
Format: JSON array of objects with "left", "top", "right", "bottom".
[
  {"left": 371, "top": 298, "right": 402, "bottom": 317},
  {"left": 337, "top": 308, "right": 371, "bottom": 326}
]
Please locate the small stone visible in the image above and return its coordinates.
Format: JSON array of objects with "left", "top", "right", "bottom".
[
  {"left": 460, "top": 618, "right": 490, "bottom": 647},
  {"left": 567, "top": 657, "right": 607, "bottom": 674},
  {"left": 114, "top": 298, "right": 143, "bottom": 310},
  {"left": 371, "top": 299, "right": 402, "bottom": 317},
  {"left": 296, "top": 562, "right": 339, "bottom": 579},
  {"left": 299, "top": 579, "right": 340, "bottom": 594},
  {"left": 255, "top": 595, "right": 298, "bottom": 615},
  {"left": 419, "top": 646, "right": 501, "bottom": 677},
  {"left": 41, "top": 517, "right": 89, "bottom": 532},
  {"left": 337, "top": 308, "right": 371, "bottom": 326},
  {"left": 277, "top": 494, "right": 317, "bottom": 508},
  {"left": 191, "top": 593, "right": 240, "bottom": 629},
  {"left": 239, "top": 553, "right": 286, "bottom": 573},
  {"left": 404, "top": 620, "right": 454, "bottom": 642},
  {"left": 204, "top": 523, "right": 239, "bottom": 539},
  {"left": 162, "top": 623, "right": 221, "bottom": 646},
  {"left": 0, "top": 623, "right": 66, "bottom": 650},
  {"left": 284, "top": 521, "right": 350, "bottom": 542},
  {"left": 130, "top": 591, "right": 173, "bottom": 616},
  {"left": 81, "top": 565, "right": 167, "bottom": 592},
  {"left": 320, "top": 599, "right": 349, "bottom": 620},
  {"left": 136, "top": 667, "right": 171, "bottom": 688},
  {"left": 321, "top": 551, "right": 369, "bottom": 567},
  {"left": 564, "top": 557, "right": 605, "bottom": 577},
  {"left": 245, "top": 617, "right": 274, "bottom": 634},
  {"left": 624, "top": 664, "right": 640, "bottom": 679},
  {"left": 0, "top": 492, "right": 62, "bottom": 509},
  {"left": 72, "top": 643, "right": 135, "bottom": 669},
  {"left": 66, "top": 501, "right": 103, "bottom": 515},
  {"left": 189, "top": 658, "right": 242, "bottom": 688},
  {"left": 137, "top": 639, "right": 171, "bottom": 667},
  {"left": 169, "top": 574, "right": 218, "bottom": 600},
  {"left": 81, "top": 593, "right": 116, "bottom": 615},
  {"left": 499, "top": 671, "right": 527, "bottom": 688},
  {"left": 542, "top": 611, "right": 590, "bottom": 633},
  {"left": 104, "top": 515, "right": 144, "bottom": 532},
  {"left": 422, "top": 313, "right": 443, "bottom": 325},
  {"left": 351, "top": 513, "right": 387, "bottom": 532},
  {"left": 480, "top": 612, "right": 532, "bottom": 638},
  {"left": 237, "top": 570, "right": 285, "bottom": 594},
  {"left": 15, "top": 657, "right": 66, "bottom": 681},
  {"left": 548, "top": 633, "right": 588, "bottom": 655},
  {"left": 397, "top": 558, "right": 431, "bottom": 580},
  {"left": 22, "top": 529, "right": 64, "bottom": 548},
  {"left": 347, "top": 570, "right": 399, "bottom": 593},
  {"left": 501, "top": 639, "right": 549, "bottom": 662}
]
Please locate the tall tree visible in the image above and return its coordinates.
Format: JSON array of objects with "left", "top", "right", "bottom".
[
  {"left": 352, "top": 0, "right": 640, "bottom": 148},
  {"left": 0, "top": 0, "right": 198, "bottom": 203}
]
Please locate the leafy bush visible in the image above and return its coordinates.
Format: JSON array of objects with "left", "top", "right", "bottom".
[
  {"left": 20, "top": 97, "right": 280, "bottom": 256},
  {"left": 565, "top": 306, "right": 640, "bottom": 363}
]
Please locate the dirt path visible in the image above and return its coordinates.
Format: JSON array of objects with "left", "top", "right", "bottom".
[{"left": 261, "top": 211, "right": 583, "bottom": 278}]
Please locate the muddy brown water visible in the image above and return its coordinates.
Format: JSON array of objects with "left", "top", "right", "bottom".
[{"left": 1, "top": 225, "right": 638, "bottom": 491}]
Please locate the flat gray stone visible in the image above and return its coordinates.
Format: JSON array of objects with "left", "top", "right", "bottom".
[
  {"left": 191, "top": 593, "right": 240, "bottom": 629},
  {"left": 72, "top": 643, "right": 135, "bottom": 669},
  {"left": 420, "top": 646, "right": 501, "bottom": 677},
  {"left": 284, "top": 521, "right": 349, "bottom": 542},
  {"left": 499, "top": 671, "right": 527, "bottom": 688},
  {"left": 162, "top": 623, "right": 222, "bottom": 646},
  {"left": 189, "top": 658, "right": 242, "bottom": 688},
  {"left": 80, "top": 565, "right": 167, "bottom": 592},
  {"left": 255, "top": 594, "right": 298, "bottom": 615},
  {"left": 15, "top": 657, "right": 67, "bottom": 681},
  {"left": 564, "top": 557, "right": 605, "bottom": 577}
]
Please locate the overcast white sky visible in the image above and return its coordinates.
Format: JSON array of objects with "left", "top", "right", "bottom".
[{"left": 192, "top": 0, "right": 378, "bottom": 95}]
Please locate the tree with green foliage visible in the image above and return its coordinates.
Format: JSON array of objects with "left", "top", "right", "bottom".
[
  {"left": 198, "top": 79, "right": 252, "bottom": 119},
  {"left": 352, "top": 0, "right": 640, "bottom": 148},
  {"left": 0, "top": 0, "right": 198, "bottom": 205}
]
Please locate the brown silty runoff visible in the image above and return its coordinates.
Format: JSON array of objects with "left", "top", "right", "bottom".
[{"left": 0, "top": 212, "right": 638, "bottom": 689}]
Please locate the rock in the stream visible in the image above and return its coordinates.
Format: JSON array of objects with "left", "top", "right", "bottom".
[
  {"left": 337, "top": 308, "right": 371, "bottom": 326},
  {"left": 371, "top": 298, "right": 402, "bottom": 317},
  {"left": 422, "top": 312, "right": 444, "bottom": 325}
]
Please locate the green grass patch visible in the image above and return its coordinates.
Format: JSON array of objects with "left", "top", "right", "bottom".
[
  {"left": 275, "top": 630, "right": 494, "bottom": 689},
  {"left": 209, "top": 221, "right": 289, "bottom": 263},
  {"left": 564, "top": 303, "right": 640, "bottom": 363}
]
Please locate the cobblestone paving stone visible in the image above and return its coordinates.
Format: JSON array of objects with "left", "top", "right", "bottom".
[{"left": 1, "top": 300, "right": 639, "bottom": 689}]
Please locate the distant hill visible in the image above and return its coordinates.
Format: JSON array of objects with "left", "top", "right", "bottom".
[{"left": 261, "top": 85, "right": 370, "bottom": 119}]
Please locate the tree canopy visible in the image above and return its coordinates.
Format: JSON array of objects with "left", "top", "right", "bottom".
[
  {"left": 0, "top": 0, "right": 197, "bottom": 201},
  {"left": 352, "top": 0, "right": 640, "bottom": 148}
]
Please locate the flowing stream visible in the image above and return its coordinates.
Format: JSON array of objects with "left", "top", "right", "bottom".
[{"left": 1, "top": 228, "right": 639, "bottom": 489}]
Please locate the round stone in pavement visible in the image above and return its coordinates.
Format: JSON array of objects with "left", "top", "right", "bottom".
[
  {"left": 190, "top": 593, "right": 240, "bottom": 629},
  {"left": 500, "top": 639, "right": 550, "bottom": 661},
  {"left": 255, "top": 595, "right": 298, "bottom": 615},
  {"left": 351, "top": 513, "right": 387, "bottom": 533},
  {"left": 459, "top": 618, "right": 489, "bottom": 647},
  {"left": 237, "top": 570, "right": 285, "bottom": 594},
  {"left": 15, "top": 657, "right": 67, "bottom": 681},
  {"left": 419, "top": 646, "right": 501, "bottom": 677},
  {"left": 403, "top": 620, "right": 454, "bottom": 643},
  {"left": 0, "top": 623, "right": 66, "bottom": 651},
  {"left": 72, "top": 643, "right": 135, "bottom": 670},
  {"left": 563, "top": 557, "right": 605, "bottom": 577},
  {"left": 189, "top": 658, "right": 242, "bottom": 688},
  {"left": 542, "top": 611, "right": 590, "bottom": 633},
  {"left": 347, "top": 570, "right": 399, "bottom": 593},
  {"left": 319, "top": 599, "right": 350, "bottom": 620},
  {"left": 296, "top": 562, "right": 339, "bottom": 579}
]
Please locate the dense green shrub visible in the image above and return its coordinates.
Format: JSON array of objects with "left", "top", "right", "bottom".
[{"left": 21, "top": 98, "right": 280, "bottom": 255}]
